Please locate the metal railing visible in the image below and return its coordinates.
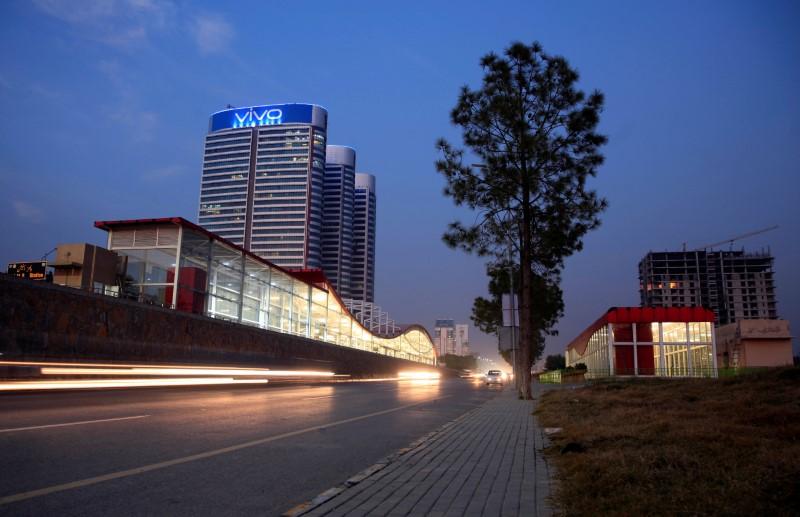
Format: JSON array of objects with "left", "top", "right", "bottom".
[{"left": 536, "top": 367, "right": 741, "bottom": 383}]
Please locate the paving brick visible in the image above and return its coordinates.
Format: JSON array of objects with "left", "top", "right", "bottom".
[{"left": 293, "top": 386, "right": 553, "bottom": 517}]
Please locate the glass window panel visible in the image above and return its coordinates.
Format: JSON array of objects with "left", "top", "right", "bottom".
[
  {"left": 691, "top": 344, "right": 713, "bottom": 373},
  {"left": 292, "top": 294, "right": 309, "bottom": 336},
  {"left": 180, "top": 230, "right": 211, "bottom": 260},
  {"left": 144, "top": 248, "right": 177, "bottom": 284},
  {"left": 339, "top": 315, "right": 352, "bottom": 345},
  {"left": 663, "top": 344, "right": 688, "bottom": 375},
  {"left": 268, "top": 305, "right": 285, "bottom": 331},
  {"left": 311, "top": 287, "right": 328, "bottom": 306},
  {"left": 662, "top": 322, "right": 689, "bottom": 342},
  {"left": 123, "top": 249, "right": 146, "bottom": 285},
  {"left": 209, "top": 294, "right": 238, "bottom": 320},
  {"left": 178, "top": 230, "right": 210, "bottom": 304},
  {"left": 311, "top": 302, "right": 327, "bottom": 340},
  {"left": 293, "top": 278, "right": 310, "bottom": 298},
  {"left": 241, "top": 297, "right": 260, "bottom": 326},
  {"left": 141, "top": 285, "right": 168, "bottom": 305},
  {"left": 270, "top": 270, "right": 293, "bottom": 292},
  {"left": 689, "top": 322, "right": 711, "bottom": 343}
]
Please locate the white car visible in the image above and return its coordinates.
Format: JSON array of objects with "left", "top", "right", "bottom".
[{"left": 485, "top": 370, "right": 504, "bottom": 386}]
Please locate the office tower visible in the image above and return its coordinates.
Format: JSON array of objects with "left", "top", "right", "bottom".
[
  {"left": 456, "top": 323, "right": 470, "bottom": 356},
  {"left": 351, "top": 173, "right": 376, "bottom": 303},
  {"left": 197, "top": 103, "right": 328, "bottom": 268},
  {"left": 434, "top": 319, "right": 456, "bottom": 357},
  {"left": 639, "top": 249, "right": 778, "bottom": 326},
  {"left": 321, "top": 145, "right": 355, "bottom": 297}
]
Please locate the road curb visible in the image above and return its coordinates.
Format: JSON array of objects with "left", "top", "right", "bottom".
[{"left": 281, "top": 395, "right": 494, "bottom": 516}]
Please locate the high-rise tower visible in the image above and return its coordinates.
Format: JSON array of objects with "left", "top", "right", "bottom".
[
  {"left": 639, "top": 249, "right": 778, "bottom": 325},
  {"left": 321, "top": 145, "right": 355, "bottom": 297},
  {"left": 351, "top": 173, "right": 376, "bottom": 303},
  {"left": 197, "top": 103, "right": 328, "bottom": 268}
]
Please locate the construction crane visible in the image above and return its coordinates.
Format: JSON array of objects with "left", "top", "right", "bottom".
[{"left": 692, "top": 225, "right": 779, "bottom": 251}]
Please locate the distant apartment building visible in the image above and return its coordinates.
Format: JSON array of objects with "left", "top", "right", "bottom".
[
  {"left": 350, "top": 173, "right": 376, "bottom": 303},
  {"left": 321, "top": 145, "right": 355, "bottom": 297},
  {"left": 434, "top": 319, "right": 455, "bottom": 357},
  {"left": 434, "top": 320, "right": 471, "bottom": 357},
  {"left": 639, "top": 249, "right": 778, "bottom": 326},
  {"left": 197, "top": 103, "right": 328, "bottom": 269}
]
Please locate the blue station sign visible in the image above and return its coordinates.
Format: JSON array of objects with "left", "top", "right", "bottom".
[{"left": 209, "top": 103, "right": 325, "bottom": 132}]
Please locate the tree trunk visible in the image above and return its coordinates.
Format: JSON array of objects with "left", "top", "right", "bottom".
[{"left": 518, "top": 195, "right": 534, "bottom": 400}]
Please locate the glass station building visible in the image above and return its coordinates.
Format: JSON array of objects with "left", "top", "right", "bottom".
[
  {"left": 565, "top": 307, "right": 717, "bottom": 378},
  {"left": 94, "top": 217, "right": 436, "bottom": 365}
]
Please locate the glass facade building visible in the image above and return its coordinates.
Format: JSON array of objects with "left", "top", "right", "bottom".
[
  {"left": 198, "top": 103, "right": 328, "bottom": 269},
  {"left": 565, "top": 307, "right": 717, "bottom": 378},
  {"left": 351, "top": 173, "right": 376, "bottom": 303},
  {"left": 95, "top": 218, "right": 436, "bottom": 365},
  {"left": 321, "top": 145, "right": 355, "bottom": 298}
]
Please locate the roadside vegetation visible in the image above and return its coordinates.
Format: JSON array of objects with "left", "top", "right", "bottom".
[{"left": 536, "top": 368, "right": 800, "bottom": 516}]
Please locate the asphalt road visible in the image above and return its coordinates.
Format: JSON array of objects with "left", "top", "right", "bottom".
[{"left": 0, "top": 378, "right": 499, "bottom": 516}]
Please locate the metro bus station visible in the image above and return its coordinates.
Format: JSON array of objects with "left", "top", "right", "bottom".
[{"left": 565, "top": 306, "right": 717, "bottom": 378}]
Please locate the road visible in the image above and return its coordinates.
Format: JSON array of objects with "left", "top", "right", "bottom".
[{"left": 0, "top": 378, "right": 498, "bottom": 515}]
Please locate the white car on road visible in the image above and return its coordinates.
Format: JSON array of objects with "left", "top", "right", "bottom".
[{"left": 485, "top": 370, "right": 504, "bottom": 386}]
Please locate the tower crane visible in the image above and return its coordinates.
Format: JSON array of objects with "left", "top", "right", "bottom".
[{"left": 691, "top": 225, "right": 779, "bottom": 251}]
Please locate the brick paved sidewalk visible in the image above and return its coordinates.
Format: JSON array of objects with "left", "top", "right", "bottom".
[{"left": 284, "top": 387, "right": 552, "bottom": 517}]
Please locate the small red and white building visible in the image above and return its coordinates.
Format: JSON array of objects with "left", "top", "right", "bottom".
[{"left": 565, "top": 307, "right": 717, "bottom": 378}]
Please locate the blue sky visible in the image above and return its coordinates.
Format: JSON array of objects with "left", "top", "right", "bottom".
[{"left": 1, "top": 0, "right": 798, "bottom": 360}]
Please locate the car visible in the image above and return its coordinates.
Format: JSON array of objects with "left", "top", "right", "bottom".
[{"left": 485, "top": 370, "right": 504, "bottom": 386}]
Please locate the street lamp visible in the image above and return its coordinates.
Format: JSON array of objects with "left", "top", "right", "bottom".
[{"left": 472, "top": 163, "right": 519, "bottom": 391}]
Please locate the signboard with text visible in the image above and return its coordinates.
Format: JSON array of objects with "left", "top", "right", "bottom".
[
  {"left": 209, "top": 103, "right": 326, "bottom": 132},
  {"left": 7, "top": 261, "right": 47, "bottom": 281}
]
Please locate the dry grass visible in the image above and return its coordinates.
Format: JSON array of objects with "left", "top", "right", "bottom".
[{"left": 536, "top": 368, "right": 800, "bottom": 516}]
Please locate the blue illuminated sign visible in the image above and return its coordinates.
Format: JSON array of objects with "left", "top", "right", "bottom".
[{"left": 209, "top": 103, "right": 321, "bottom": 132}]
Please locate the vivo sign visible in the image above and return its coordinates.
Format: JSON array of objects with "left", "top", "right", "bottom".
[
  {"left": 233, "top": 107, "right": 283, "bottom": 128},
  {"left": 209, "top": 103, "right": 321, "bottom": 132}
]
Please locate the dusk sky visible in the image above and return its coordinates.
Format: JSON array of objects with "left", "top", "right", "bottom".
[{"left": 1, "top": 0, "right": 798, "bottom": 361}]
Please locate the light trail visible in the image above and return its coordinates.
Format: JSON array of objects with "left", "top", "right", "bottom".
[
  {"left": 0, "top": 378, "right": 270, "bottom": 391},
  {"left": 0, "top": 360, "right": 275, "bottom": 371},
  {"left": 398, "top": 371, "right": 442, "bottom": 380},
  {"left": 39, "top": 367, "right": 335, "bottom": 378},
  {"left": 0, "top": 360, "right": 444, "bottom": 392}
]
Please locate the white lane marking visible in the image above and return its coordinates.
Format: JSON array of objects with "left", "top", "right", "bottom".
[
  {"left": 0, "top": 395, "right": 451, "bottom": 506},
  {"left": 303, "top": 386, "right": 402, "bottom": 400},
  {"left": 0, "top": 415, "right": 150, "bottom": 434}
]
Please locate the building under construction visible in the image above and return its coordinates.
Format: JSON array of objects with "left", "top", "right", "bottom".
[{"left": 639, "top": 249, "right": 778, "bottom": 326}]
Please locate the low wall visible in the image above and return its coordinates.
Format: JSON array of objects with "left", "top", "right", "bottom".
[{"left": 0, "top": 274, "right": 435, "bottom": 377}]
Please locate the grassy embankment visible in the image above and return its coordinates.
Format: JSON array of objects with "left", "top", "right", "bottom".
[{"left": 536, "top": 368, "right": 800, "bottom": 516}]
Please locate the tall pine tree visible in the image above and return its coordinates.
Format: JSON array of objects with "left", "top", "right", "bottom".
[{"left": 436, "top": 41, "right": 607, "bottom": 398}]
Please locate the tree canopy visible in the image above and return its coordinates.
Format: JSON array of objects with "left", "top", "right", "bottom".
[
  {"left": 437, "top": 41, "right": 607, "bottom": 398},
  {"left": 470, "top": 261, "right": 563, "bottom": 366},
  {"left": 544, "top": 354, "right": 566, "bottom": 371}
]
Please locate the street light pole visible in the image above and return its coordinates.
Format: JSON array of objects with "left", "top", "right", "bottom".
[
  {"left": 508, "top": 242, "right": 518, "bottom": 391},
  {"left": 472, "top": 163, "right": 519, "bottom": 391}
]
